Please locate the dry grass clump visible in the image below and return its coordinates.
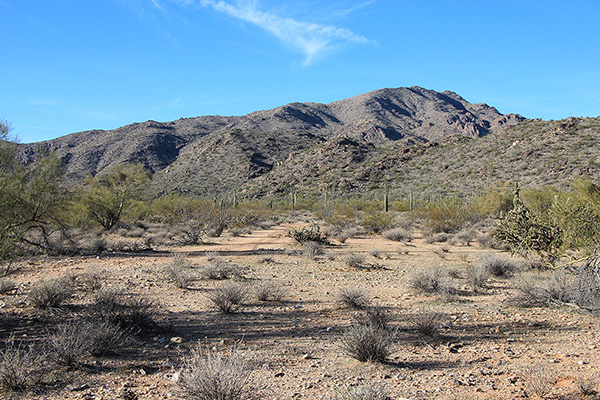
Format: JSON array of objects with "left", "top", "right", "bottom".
[
  {"left": 577, "top": 374, "right": 598, "bottom": 397},
  {"left": 201, "top": 258, "right": 239, "bottom": 280},
  {"left": 424, "top": 232, "right": 449, "bottom": 244},
  {"left": 477, "top": 253, "right": 518, "bottom": 277},
  {"left": 411, "top": 309, "right": 443, "bottom": 337},
  {"left": 178, "top": 348, "right": 255, "bottom": 400},
  {"left": 164, "top": 254, "right": 195, "bottom": 289},
  {"left": 339, "top": 322, "right": 393, "bottom": 363},
  {"left": 88, "top": 287, "right": 158, "bottom": 334},
  {"left": 0, "top": 336, "right": 45, "bottom": 393},
  {"left": 302, "top": 241, "right": 324, "bottom": 259},
  {"left": 46, "top": 319, "right": 129, "bottom": 368},
  {"left": 208, "top": 283, "right": 247, "bottom": 314},
  {"left": 382, "top": 227, "right": 412, "bottom": 242},
  {"left": 465, "top": 263, "right": 491, "bottom": 292},
  {"left": 408, "top": 266, "right": 454, "bottom": 295},
  {"left": 521, "top": 364, "right": 554, "bottom": 399},
  {"left": 345, "top": 254, "right": 366, "bottom": 269},
  {"left": 253, "top": 281, "right": 286, "bottom": 302},
  {"left": 356, "top": 306, "right": 392, "bottom": 331},
  {"left": 334, "top": 383, "right": 390, "bottom": 400},
  {"left": 27, "top": 277, "right": 73, "bottom": 309},
  {"left": 338, "top": 287, "right": 371, "bottom": 310},
  {"left": 369, "top": 249, "right": 384, "bottom": 259},
  {"left": 0, "top": 278, "right": 16, "bottom": 295}
]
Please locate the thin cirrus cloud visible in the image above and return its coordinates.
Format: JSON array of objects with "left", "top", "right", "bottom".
[{"left": 193, "top": 0, "right": 376, "bottom": 65}]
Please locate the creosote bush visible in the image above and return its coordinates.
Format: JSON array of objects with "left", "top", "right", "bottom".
[
  {"left": 338, "top": 287, "right": 370, "bottom": 310},
  {"left": 28, "top": 277, "right": 73, "bottom": 309},
  {"left": 465, "top": 263, "right": 490, "bottom": 292},
  {"left": 179, "top": 348, "right": 254, "bottom": 400},
  {"left": 339, "top": 322, "right": 393, "bottom": 363}
]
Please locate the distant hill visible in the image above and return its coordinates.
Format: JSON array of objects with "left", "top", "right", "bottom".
[{"left": 19, "top": 86, "right": 532, "bottom": 198}]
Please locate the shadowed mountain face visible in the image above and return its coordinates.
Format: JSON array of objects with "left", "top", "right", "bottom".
[{"left": 18, "top": 86, "right": 525, "bottom": 196}]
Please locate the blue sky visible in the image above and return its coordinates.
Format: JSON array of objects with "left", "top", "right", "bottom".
[{"left": 1, "top": 0, "right": 599, "bottom": 143}]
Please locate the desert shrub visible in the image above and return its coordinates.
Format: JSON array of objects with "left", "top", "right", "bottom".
[
  {"left": 522, "top": 364, "right": 553, "bottom": 399},
  {"left": 465, "top": 263, "right": 490, "bottom": 291},
  {"left": 338, "top": 287, "right": 370, "bottom": 310},
  {"left": 577, "top": 374, "right": 598, "bottom": 397},
  {"left": 369, "top": 249, "right": 384, "bottom": 259},
  {"left": 495, "top": 189, "right": 562, "bottom": 263},
  {"left": 253, "top": 281, "right": 286, "bottom": 302},
  {"left": 287, "top": 225, "right": 329, "bottom": 245},
  {"left": 334, "top": 383, "right": 389, "bottom": 400},
  {"left": 345, "top": 254, "right": 366, "bottom": 269},
  {"left": 420, "top": 201, "right": 480, "bottom": 234},
  {"left": 382, "top": 227, "right": 411, "bottom": 242},
  {"left": 339, "top": 323, "right": 393, "bottom": 363},
  {"left": 78, "top": 269, "right": 104, "bottom": 292},
  {"left": 360, "top": 211, "right": 393, "bottom": 234},
  {"left": 179, "top": 348, "right": 254, "bottom": 400},
  {"left": 411, "top": 309, "right": 443, "bottom": 337},
  {"left": 208, "top": 283, "right": 246, "bottom": 314},
  {"left": 477, "top": 253, "right": 518, "bottom": 277},
  {"left": 302, "top": 241, "right": 324, "bottom": 259},
  {"left": 201, "top": 259, "right": 235, "bottom": 280},
  {"left": 28, "top": 277, "right": 72, "bottom": 309},
  {"left": 0, "top": 336, "right": 45, "bottom": 393},
  {"left": 424, "top": 232, "right": 449, "bottom": 244},
  {"left": 0, "top": 278, "right": 15, "bottom": 294},
  {"left": 88, "top": 287, "right": 158, "bottom": 334},
  {"left": 357, "top": 306, "right": 391, "bottom": 331},
  {"left": 570, "top": 255, "right": 600, "bottom": 311},
  {"left": 451, "top": 227, "right": 476, "bottom": 245},
  {"left": 164, "top": 254, "right": 195, "bottom": 289},
  {"left": 46, "top": 320, "right": 91, "bottom": 368},
  {"left": 408, "top": 266, "right": 454, "bottom": 295}
]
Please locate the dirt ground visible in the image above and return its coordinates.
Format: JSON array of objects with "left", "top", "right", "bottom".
[{"left": 1, "top": 223, "right": 599, "bottom": 400}]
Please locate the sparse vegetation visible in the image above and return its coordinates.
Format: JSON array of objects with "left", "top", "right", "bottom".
[
  {"left": 410, "top": 309, "right": 443, "bottom": 337},
  {"left": 408, "top": 266, "right": 454, "bottom": 295},
  {"left": 302, "top": 241, "right": 324, "bottom": 259},
  {"left": 0, "top": 336, "right": 45, "bottom": 393},
  {"left": 476, "top": 253, "right": 518, "bottom": 277},
  {"left": 345, "top": 254, "right": 366, "bottom": 269},
  {"left": 382, "top": 227, "right": 411, "bottom": 242},
  {"left": 208, "top": 283, "right": 247, "bottom": 314},
  {"left": 253, "top": 281, "right": 286, "bottom": 302},
  {"left": 27, "top": 277, "right": 73, "bottom": 309},
  {"left": 179, "top": 348, "right": 254, "bottom": 400},
  {"left": 164, "top": 254, "right": 195, "bottom": 289},
  {"left": 337, "top": 287, "right": 370, "bottom": 310},
  {"left": 339, "top": 322, "right": 393, "bottom": 363}
]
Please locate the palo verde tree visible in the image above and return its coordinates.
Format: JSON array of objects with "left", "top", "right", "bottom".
[
  {"left": 0, "top": 120, "right": 66, "bottom": 268},
  {"left": 80, "top": 163, "right": 151, "bottom": 230}
]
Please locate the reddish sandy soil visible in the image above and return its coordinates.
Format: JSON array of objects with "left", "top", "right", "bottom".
[{"left": 1, "top": 223, "right": 599, "bottom": 400}]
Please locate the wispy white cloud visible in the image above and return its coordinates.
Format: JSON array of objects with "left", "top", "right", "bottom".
[{"left": 195, "top": 0, "right": 375, "bottom": 65}]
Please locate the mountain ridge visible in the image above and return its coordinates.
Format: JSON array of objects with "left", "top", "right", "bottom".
[{"left": 19, "top": 86, "right": 527, "bottom": 196}]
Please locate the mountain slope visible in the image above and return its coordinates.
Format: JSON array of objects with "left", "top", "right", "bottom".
[{"left": 18, "top": 86, "right": 526, "bottom": 196}]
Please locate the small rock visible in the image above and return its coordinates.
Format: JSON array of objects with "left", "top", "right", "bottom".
[
  {"left": 274, "top": 372, "right": 285, "bottom": 378},
  {"left": 170, "top": 336, "right": 183, "bottom": 344},
  {"left": 66, "top": 383, "right": 90, "bottom": 392}
]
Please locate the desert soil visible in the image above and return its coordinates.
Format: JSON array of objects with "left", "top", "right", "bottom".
[{"left": 1, "top": 223, "right": 599, "bottom": 400}]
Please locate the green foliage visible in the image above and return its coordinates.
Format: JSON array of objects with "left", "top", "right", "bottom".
[
  {"left": 495, "top": 188, "right": 562, "bottom": 262},
  {"left": 287, "top": 225, "right": 329, "bottom": 245},
  {"left": 418, "top": 199, "right": 480, "bottom": 234},
  {"left": 0, "top": 121, "right": 67, "bottom": 260},
  {"left": 79, "top": 164, "right": 151, "bottom": 230}
]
